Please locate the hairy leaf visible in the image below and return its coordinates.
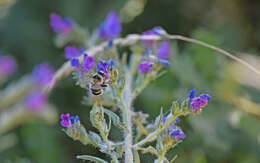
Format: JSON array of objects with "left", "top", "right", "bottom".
[
  {"left": 76, "top": 155, "right": 108, "bottom": 163},
  {"left": 103, "top": 108, "right": 126, "bottom": 130}
]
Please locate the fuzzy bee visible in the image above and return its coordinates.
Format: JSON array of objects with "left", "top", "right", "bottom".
[{"left": 90, "top": 71, "right": 109, "bottom": 96}]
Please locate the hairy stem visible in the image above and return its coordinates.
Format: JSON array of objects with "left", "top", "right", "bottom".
[
  {"left": 97, "top": 121, "right": 119, "bottom": 163},
  {"left": 113, "top": 73, "right": 134, "bottom": 162},
  {"left": 122, "top": 71, "right": 134, "bottom": 163},
  {"left": 133, "top": 112, "right": 182, "bottom": 148},
  {"left": 158, "top": 147, "right": 167, "bottom": 163}
]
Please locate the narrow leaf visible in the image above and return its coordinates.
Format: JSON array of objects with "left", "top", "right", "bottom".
[
  {"left": 76, "top": 155, "right": 108, "bottom": 163},
  {"left": 170, "top": 155, "right": 178, "bottom": 163},
  {"left": 103, "top": 108, "right": 126, "bottom": 130}
]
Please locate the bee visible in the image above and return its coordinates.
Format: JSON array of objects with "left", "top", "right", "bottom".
[{"left": 90, "top": 71, "right": 109, "bottom": 96}]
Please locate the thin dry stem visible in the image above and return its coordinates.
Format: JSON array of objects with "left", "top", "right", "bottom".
[{"left": 44, "top": 33, "right": 260, "bottom": 93}]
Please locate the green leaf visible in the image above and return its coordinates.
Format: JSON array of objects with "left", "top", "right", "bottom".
[
  {"left": 76, "top": 155, "right": 108, "bottom": 163},
  {"left": 103, "top": 108, "right": 126, "bottom": 130},
  {"left": 88, "top": 131, "right": 102, "bottom": 146}
]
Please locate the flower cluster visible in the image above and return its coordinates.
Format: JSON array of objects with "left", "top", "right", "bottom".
[
  {"left": 48, "top": 10, "right": 214, "bottom": 163},
  {"left": 64, "top": 46, "right": 87, "bottom": 68},
  {"left": 162, "top": 115, "right": 185, "bottom": 140},
  {"left": 138, "top": 28, "right": 173, "bottom": 73},
  {"left": 96, "top": 59, "right": 114, "bottom": 78},
  {"left": 83, "top": 54, "right": 96, "bottom": 72},
  {"left": 170, "top": 128, "right": 186, "bottom": 140},
  {"left": 65, "top": 46, "right": 85, "bottom": 59},
  {"left": 69, "top": 53, "right": 96, "bottom": 72},
  {"left": 50, "top": 13, "right": 74, "bottom": 35},
  {"left": 188, "top": 89, "right": 211, "bottom": 113},
  {"left": 60, "top": 113, "right": 80, "bottom": 128},
  {"left": 0, "top": 55, "right": 17, "bottom": 76},
  {"left": 99, "top": 11, "right": 122, "bottom": 40}
]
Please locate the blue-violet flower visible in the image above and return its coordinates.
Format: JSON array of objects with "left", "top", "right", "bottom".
[
  {"left": 32, "top": 63, "right": 55, "bottom": 86},
  {"left": 170, "top": 128, "right": 186, "bottom": 140},
  {"left": 157, "top": 40, "right": 172, "bottom": 59},
  {"left": 65, "top": 46, "right": 81, "bottom": 59},
  {"left": 71, "top": 58, "right": 80, "bottom": 67},
  {"left": 50, "top": 13, "right": 74, "bottom": 35},
  {"left": 96, "top": 59, "right": 114, "bottom": 78},
  {"left": 83, "top": 54, "right": 95, "bottom": 72},
  {"left": 25, "top": 91, "right": 47, "bottom": 112},
  {"left": 142, "top": 29, "right": 158, "bottom": 47},
  {"left": 99, "top": 11, "right": 122, "bottom": 40},
  {"left": 188, "top": 88, "right": 197, "bottom": 100},
  {"left": 70, "top": 115, "right": 80, "bottom": 126},
  {"left": 138, "top": 61, "right": 154, "bottom": 73},
  {"left": 0, "top": 55, "right": 17, "bottom": 76},
  {"left": 190, "top": 93, "right": 211, "bottom": 113}
]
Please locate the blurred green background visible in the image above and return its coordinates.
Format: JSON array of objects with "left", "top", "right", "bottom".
[{"left": 0, "top": 0, "right": 260, "bottom": 162}]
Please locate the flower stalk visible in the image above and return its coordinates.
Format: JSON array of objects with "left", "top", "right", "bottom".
[
  {"left": 133, "top": 111, "right": 183, "bottom": 148},
  {"left": 45, "top": 33, "right": 260, "bottom": 93}
]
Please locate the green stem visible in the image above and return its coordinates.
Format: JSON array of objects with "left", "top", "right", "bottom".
[
  {"left": 121, "top": 73, "right": 134, "bottom": 163},
  {"left": 113, "top": 64, "right": 134, "bottom": 163},
  {"left": 158, "top": 147, "right": 167, "bottom": 163},
  {"left": 97, "top": 121, "right": 119, "bottom": 163},
  {"left": 132, "top": 73, "right": 153, "bottom": 99},
  {"left": 133, "top": 112, "right": 182, "bottom": 148}
]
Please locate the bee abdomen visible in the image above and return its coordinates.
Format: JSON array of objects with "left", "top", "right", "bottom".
[
  {"left": 92, "top": 90, "right": 103, "bottom": 96},
  {"left": 101, "top": 84, "right": 109, "bottom": 87},
  {"left": 97, "top": 71, "right": 106, "bottom": 78},
  {"left": 90, "top": 84, "right": 103, "bottom": 96}
]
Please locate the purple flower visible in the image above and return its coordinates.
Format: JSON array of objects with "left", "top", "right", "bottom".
[
  {"left": 0, "top": 55, "right": 17, "bottom": 76},
  {"left": 170, "top": 128, "right": 186, "bottom": 140},
  {"left": 50, "top": 13, "right": 74, "bottom": 35},
  {"left": 60, "top": 114, "right": 80, "bottom": 128},
  {"left": 65, "top": 46, "right": 81, "bottom": 59},
  {"left": 96, "top": 59, "right": 114, "bottom": 78},
  {"left": 25, "top": 91, "right": 47, "bottom": 112},
  {"left": 188, "top": 89, "right": 197, "bottom": 100},
  {"left": 71, "top": 58, "right": 80, "bottom": 67},
  {"left": 32, "top": 63, "right": 55, "bottom": 86},
  {"left": 142, "top": 29, "right": 158, "bottom": 47},
  {"left": 190, "top": 94, "right": 211, "bottom": 113},
  {"left": 60, "top": 113, "right": 71, "bottom": 128},
  {"left": 83, "top": 54, "right": 95, "bottom": 72},
  {"left": 138, "top": 61, "right": 154, "bottom": 73},
  {"left": 157, "top": 40, "right": 172, "bottom": 59},
  {"left": 162, "top": 116, "right": 167, "bottom": 124},
  {"left": 99, "top": 11, "right": 122, "bottom": 40}
]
